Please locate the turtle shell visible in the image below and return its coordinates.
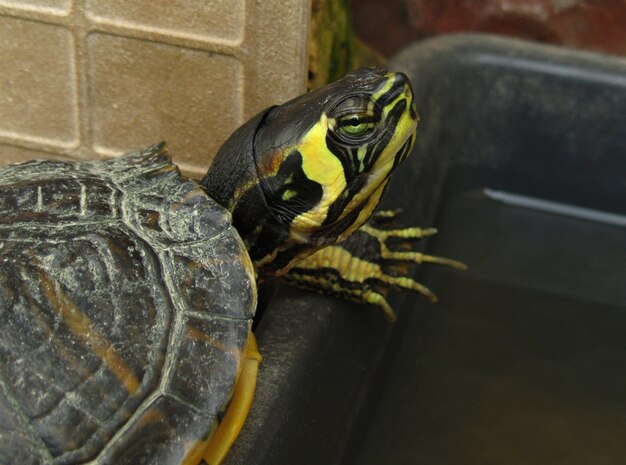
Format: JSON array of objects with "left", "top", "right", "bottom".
[{"left": 0, "top": 144, "right": 257, "bottom": 464}]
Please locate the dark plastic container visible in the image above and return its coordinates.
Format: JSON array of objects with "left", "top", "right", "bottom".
[{"left": 226, "top": 34, "right": 626, "bottom": 465}]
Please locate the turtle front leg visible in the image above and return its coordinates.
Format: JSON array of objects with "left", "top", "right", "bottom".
[{"left": 283, "top": 210, "right": 466, "bottom": 321}]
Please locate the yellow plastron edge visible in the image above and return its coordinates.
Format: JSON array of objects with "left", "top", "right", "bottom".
[{"left": 203, "top": 332, "right": 263, "bottom": 465}]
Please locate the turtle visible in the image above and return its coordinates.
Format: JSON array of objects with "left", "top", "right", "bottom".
[{"left": 0, "top": 67, "right": 464, "bottom": 465}]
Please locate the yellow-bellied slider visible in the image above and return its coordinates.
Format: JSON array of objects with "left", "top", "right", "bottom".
[{"left": 0, "top": 68, "right": 461, "bottom": 464}]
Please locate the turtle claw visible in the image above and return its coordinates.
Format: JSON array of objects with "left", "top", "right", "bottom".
[
  {"left": 361, "top": 289, "right": 397, "bottom": 321},
  {"left": 359, "top": 223, "right": 468, "bottom": 271},
  {"left": 369, "top": 270, "right": 438, "bottom": 304},
  {"left": 420, "top": 254, "right": 467, "bottom": 270},
  {"left": 362, "top": 285, "right": 437, "bottom": 322},
  {"left": 383, "top": 249, "right": 468, "bottom": 270}
]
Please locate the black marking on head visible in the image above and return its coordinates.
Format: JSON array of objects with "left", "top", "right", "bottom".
[
  {"left": 246, "top": 149, "right": 323, "bottom": 267},
  {"left": 260, "top": 150, "right": 323, "bottom": 226},
  {"left": 363, "top": 99, "right": 407, "bottom": 170},
  {"left": 314, "top": 199, "right": 364, "bottom": 243},
  {"left": 375, "top": 74, "right": 405, "bottom": 108},
  {"left": 321, "top": 97, "right": 407, "bottom": 228},
  {"left": 393, "top": 131, "right": 415, "bottom": 170},
  {"left": 321, "top": 176, "right": 366, "bottom": 228},
  {"left": 409, "top": 102, "right": 417, "bottom": 120},
  {"left": 324, "top": 135, "right": 359, "bottom": 181}
]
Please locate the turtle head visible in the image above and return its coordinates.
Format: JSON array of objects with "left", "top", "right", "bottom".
[{"left": 202, "top": 68, "right": 418, "bottom": 277}]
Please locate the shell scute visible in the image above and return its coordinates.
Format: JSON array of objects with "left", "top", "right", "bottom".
[
  {"left": 97, "top": 395, "right": 217, "bottom": 465},
  {"left": 0, "top": 173, "right": 120, "bottom": 227},
  {"left": 124, "top": 177, "right": 231, "bottom": 247},
  {"left": 0, "top": 225, "right": 173, "bottom": 463},
  {"left": 0, "top": 386, "right": 49, "bottom": 465},
  {"left": 164, "top": 231, "right": 256, "bottom": 320},
  {"left": 167, "top": 314, "right": 250, "bottom": 412},
  {"left": 86, "top": 143, "right": 178, "bottom": 193}
]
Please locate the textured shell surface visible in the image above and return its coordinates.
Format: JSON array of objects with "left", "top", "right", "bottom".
[{"left": 0, "top": 145, "right": 257, "bottom": 465}]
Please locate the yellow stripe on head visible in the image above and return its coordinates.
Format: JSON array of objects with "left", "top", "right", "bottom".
[{"left": 287, "top": 113, "right": 347, "bottom": 233}]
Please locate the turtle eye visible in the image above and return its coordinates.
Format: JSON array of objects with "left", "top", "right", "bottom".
[
  {"left": 329, "top": 95, "right": 380, "bottom": 144},
  {"left": 338, "top": 116, "right": 375, "bottom": 138},
  {"left": 333, "top": 113, "right": 378, "bottom": 144}
]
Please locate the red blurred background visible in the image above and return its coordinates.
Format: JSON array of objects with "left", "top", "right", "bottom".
[{"left": 353, "top": 0, "right": 626, "bottom": 57}]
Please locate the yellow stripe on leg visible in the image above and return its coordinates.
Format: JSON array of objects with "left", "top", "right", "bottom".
[
  {"left": 360, "top": 224, "right": 467, "bottom": 270},
  {"left": 371, "top": 209, "right": 401, "bottom": 220},
  {"left": 361, "top": 224, "right": 437, "bottom": 240}
]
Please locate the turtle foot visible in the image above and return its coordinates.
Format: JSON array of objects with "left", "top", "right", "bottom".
[{"left": 283, "top": 210, "right": 466, "bottom": 321}]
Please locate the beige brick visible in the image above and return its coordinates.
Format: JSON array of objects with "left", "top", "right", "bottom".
[
  {"left": 87, "top": 33, "right": 241, "bottom": 173},
  {"left": 0, "top": 0, "right": 71, "bottom": 14},
  {"left": 0, "top": 16, "right": 78, "bottom": 148},
  {"left": 86, "top": 0, "right": 244, "bottom": 44}
]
